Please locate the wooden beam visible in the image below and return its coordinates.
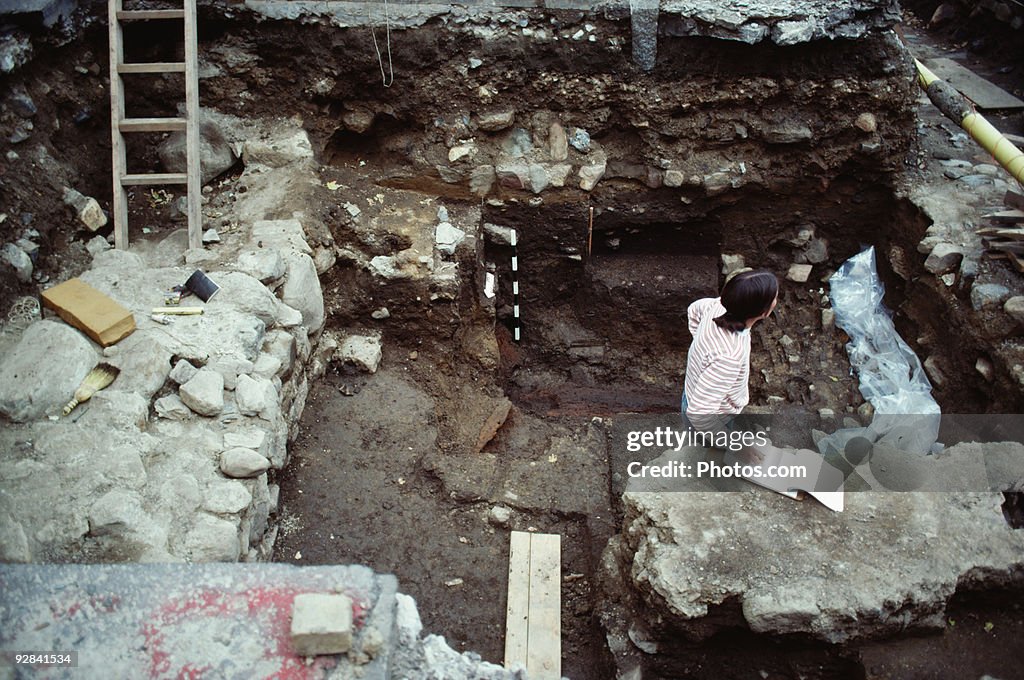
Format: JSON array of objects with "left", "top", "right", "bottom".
[
  {"left": 108, "top": 0, "right": 128, "bottom": 249},
  {"left": 118, "top": 62, "right": 186, "bottom": 74},
  {"left": 183, "top": 0, "right": 203, "bottom": 250},
  {"left": 121, "top": 173, "right": 188, "bottom": 186},
  {"left": 983, "top": 210, "right": 1024, "bottom": 225},
  {"left": 120, "top": 117, "right": 187, "bottom": 132},
  {"left": 116, "top": 9, "right": 185, "bottom": 20}
]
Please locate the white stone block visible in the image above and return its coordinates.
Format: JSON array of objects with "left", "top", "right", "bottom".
[{"left": 290, "top": 593, "right": 353, "bottom": 656}]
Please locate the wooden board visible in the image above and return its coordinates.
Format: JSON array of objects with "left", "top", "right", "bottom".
[
  {"left": 504, "top": 531, "right": 531, "bottom": 667},
  {"left": 504, "top": 531, "right": 561, "bottom": 679},
  {"left": 108, "top": 0, "right": 128, "bottom": 249},
  {"left": 184, "top": 0, "right": 202, "bottom": 250},
  {"left": 923, "top": 58, "right": 1024, "bottom": 110},
  {"left": 526, "top": 533, "right": 561, "bottom": 679}
]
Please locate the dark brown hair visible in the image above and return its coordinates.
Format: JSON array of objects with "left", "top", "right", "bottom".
[{"left": 714, "top": 269, "right": 779, "bottom": 333}]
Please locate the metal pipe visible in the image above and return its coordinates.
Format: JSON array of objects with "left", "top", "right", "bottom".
[{"left": 914, "top": 58, "right": 1024, "bottom": 185}]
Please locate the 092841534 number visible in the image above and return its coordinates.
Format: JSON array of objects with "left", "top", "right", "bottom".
[{"left": 9, "top": 651, "right": 78, "bottom": 667}]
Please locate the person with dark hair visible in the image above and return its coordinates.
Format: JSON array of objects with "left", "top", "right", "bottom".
[{"left": 682, "top": 269, "right": 779, "bottom": 441}]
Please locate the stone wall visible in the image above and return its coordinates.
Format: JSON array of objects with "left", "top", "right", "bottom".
[{"left": 0, "top": 116, "right": 327, "bottom": 564}]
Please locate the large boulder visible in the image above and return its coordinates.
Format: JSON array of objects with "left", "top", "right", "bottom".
[
  {"left": 279, "top": 252, "right": 324, "bottom": 333},
  {"left": 158, "top": 118, "right": 237, "bottom": 185},
  {"left": 179, "top": 368, "right": 225, "bottom": 416},
  {"left": 607, "top": 444, "right": 1024, "bottom": 645},
  {"left": 0, "top": 320, "right": 98, "bottom": 422},
  {"left": 205, "top": 271, "right": 278, "bottom": 327}
]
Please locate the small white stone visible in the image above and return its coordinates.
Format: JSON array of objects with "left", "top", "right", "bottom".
[
  {"left": 291, "top": 593, "right": 353, "bottom": 656},
  {"left": 155, "top": 394, "right": 192, "bottom": 420},
  {"left": 169, "top": 359, "right": 199, "bottom": 385},
  {"left": 1004, "top": 296, "right": 1024, "bottom": 324},
  {"left": 339, "top": 334, "right": 382, "bottom": 373},
  {"left": 220, "top": 447, "right": 270, "bottom": 478},
  {"left": 361, "top": 627, "right": 386, "bottom": 658},
  {"left": 435, "top": 222, "right": 466, "bottom": 256},
  {"left": 786, "top": 263, "right": 813, "bottom": 283},
  {"left": 975, "top": 357, "right": 994, "bottom": 382},
  {"left": 488, "top": 505, "right": 512, "bottom": 526}
]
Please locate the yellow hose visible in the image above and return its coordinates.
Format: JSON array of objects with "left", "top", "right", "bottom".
[{"left": 914, "top": 58, "right": 1024, "bottom": 185}]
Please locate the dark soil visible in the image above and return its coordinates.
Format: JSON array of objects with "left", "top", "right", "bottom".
[{"left": 3, "top": 2, "right": 1024, "bottom": 678}]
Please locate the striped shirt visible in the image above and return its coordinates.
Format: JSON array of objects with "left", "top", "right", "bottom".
[{"left": 684, "top": 297, "right": 751, "bottom": 430}]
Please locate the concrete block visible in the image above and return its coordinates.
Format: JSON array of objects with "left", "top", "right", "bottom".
[{"left": 290, "top": 593, "right": 353, "bottom": 655}]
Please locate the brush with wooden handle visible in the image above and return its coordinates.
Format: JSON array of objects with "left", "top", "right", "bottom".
[{"left": 63, "top": 363, "right": 120, "bottom": 416}]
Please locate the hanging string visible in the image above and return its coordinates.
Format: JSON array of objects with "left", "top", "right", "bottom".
[{"left": 371, "top": 0, "right": 394, "bottom": 88}]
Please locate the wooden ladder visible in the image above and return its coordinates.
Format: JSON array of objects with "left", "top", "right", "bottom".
[{"left": 108, "top": 0, "right": 201, "bottom": 250}]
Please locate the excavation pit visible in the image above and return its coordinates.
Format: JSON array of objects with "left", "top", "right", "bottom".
[{"left": 2, "top": 0, "right": 1024, "bottom": 678}]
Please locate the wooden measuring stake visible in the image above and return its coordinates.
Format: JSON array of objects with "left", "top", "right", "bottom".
[
  {"left": 587, "top": 207, "right": 594, "bottom": 257},
  {"left": 511, "top": 229, "right": 521, "bottom": 342}
]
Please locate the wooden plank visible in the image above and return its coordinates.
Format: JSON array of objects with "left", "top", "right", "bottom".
[
  {"left": 184, "top": 0, "right": 202, "bottom": 250},
  {"left": 118, "top": 61, "right": 186, "bottom": 74},
  {"left": 120, "top": 117, "right": 187, "bottom": 132},
  {"left": 922, "top": 58, "right": 1024, "bottom": 110},
  {"left": 983, "top": 210, "right": 1024, "bottom": 225},
  {"left": 116, "top": 9, "right": 185, "bottom": 20},
  {"left": 1009, "top": 252, "right": 1024, "bottom": 273},
  {"left": 978, "top": 226, "right": 1024, "bottom": 237},
  {"left": 504, "top": 531, "right": 531, "bottom": 669},
  {"left": 1006, "top": 189, "right": 1024, "bottom": 212},
  {"left": 108, "top": 0, "right": 129, "bottom": 250},
  {"left": 985, "top": 241, "right": 1024, "bottom": 254},
  {"left": 526, "top": 533, "right": 561, "bottom": 680},
  {"left": 121, "top": 173, "right": 188, "bottom": 186}
]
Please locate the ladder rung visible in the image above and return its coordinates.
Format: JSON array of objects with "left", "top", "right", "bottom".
[
  {"left": 120, "top": 117, "right": 187, "bottom": 132},
  {"left": 116, "top": 9, "right": 185, "bottom": 20},
  {"left": 121, "top": 173, "right": 188, "bottom": 186},
  {"left": 118, "top": 62, "right": 186, "bottom": 74}
]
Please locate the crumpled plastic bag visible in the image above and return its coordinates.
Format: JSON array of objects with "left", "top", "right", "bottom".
[{"left": 816, "top": 247, "right": 940, "bottom": 457}]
